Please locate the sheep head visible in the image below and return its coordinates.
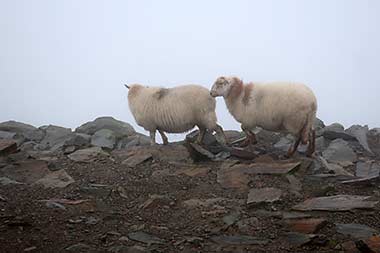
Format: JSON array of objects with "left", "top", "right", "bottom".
[{"left": 210, "top": 76, "right": 242, "bottom": 98}]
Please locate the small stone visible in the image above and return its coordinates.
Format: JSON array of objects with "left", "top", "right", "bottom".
[
  {"left": 0, "top": 177, "right": 24, "bottom": 186},
  {"left": 175, "top": 167, "right": 211, "bottom": 177},
  {"left": 210, "top": 235, "right": 268, "bottom": 245},
  {"left": 24, "top": 246, "right": 37, "bottom": 252},
  {"left": 139, "top": 195, "right": 171, "bottom": 209},
  {"left": 247, "top": 187, "right": 283, "bottom": 205},
  {"left": 65, "top": 243, "right": 91, "bottom": 251},
  {"left": 222, "top": 211, "right": 240, "bottom": 227},
  {"left": 46, "top": 201, "right": 66, "bottom": 210},
  {"left": 286, "top": 218, "right": 327, "bottom": 233},
  {"left": 128, "top": 231, "right": 165, "bottom": 245}
]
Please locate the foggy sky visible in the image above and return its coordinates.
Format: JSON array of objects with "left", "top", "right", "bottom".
[{"left": 1, "top": 0, "right": 379, "bottom": 142}]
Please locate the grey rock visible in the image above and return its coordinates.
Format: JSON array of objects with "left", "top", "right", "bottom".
[
  {"left": 346, "top": 125, "right": 373, "bottom": 153},
  {"left": 282, "top": 212, "right": 312, "bottom": 219},
  {"left": 0, "top": 121, "right": 44, "bottom": 141},
  {"left": 0, "top": 177, "right": 24, "bottom": 186},
  {"left": 64, "top": 133, "right": 91, "bottom": 148},
  {"left": 314, "top": 118, "right": 325, "bottom": 131},
  {"left": 247, "top": 187, "right": 283, "bottom": 205},
  {"left": 46, "top": 201, "right": 66, "bottom": 210},
  {"left": 186, "top": 129, "right": 217, "bottom": 146},
  {"left": 237, "top": 217, "right": 260, "bottom": 232},
  {"left": 210, "top": 235, "right": 268, "bottom": 245},
  {"left": 322, "top": 139, "right": 357, "bottom": 165},
  {"left": 293, "top": 195, "right": 378, "bottom": 211},
  {"left": 75, "top": 116, "right": 135, "bottom": 137},
  {"left": 1, "top": 160, "right": 50, "bottom": 185},
  {"left": 116, "top": 133, "right": 150, "bottom": 149},
  {"left": 128, "top": 231, "right": 165, "bottom": 245},
  {"left": 68, "top": 147, "right": 109, "bottom": 163},
  {"left": 0, "top": 139, "right": 18, "bottom": 156},
  {"left": 356, "top": 161, "right": 380, "bottom": 178},
  {"left": 315, "top": 136, "right": 327, "bottom": 152},
  {"left": 91, "top": 129, "right": 117, "bottom": 149},
  {"left": 284, "top": 232, "right": 317, "bottom": 246},
  {"left": 222, "top": 211, "right": 240, "bottom": 227},
  {"left": 38, "top": 125, "right": 72, "bottom": 151},
  {"left": 19, "top": 141, "right": 38, "bottom": 151},
  {"left": 189, "top": 143, "right": 215, "bottom": 159},
  {"left": 274, "top": 135, "right": 293, "bottom": 151},
  {"left": 65, "top": 243, "right": 91, "bottom": 251},
  {"left": 0, "top": 130, "right": 17, "bottom": 139},
  {"left": 286, "top": 175, "right": 302, "bottom": 196},
  {"left": 336, "top": 223, "right": 379, "bottom": 240},
  {"left": 321, "top": 123, "right": 355, "bottom": 141},
  {"left": 34, "top": 170, "right": 75, "bottom": 188},
  {"left": 122, "top": 152, "right": 152, "bottom": 167}
]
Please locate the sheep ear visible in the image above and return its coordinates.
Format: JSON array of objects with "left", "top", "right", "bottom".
[{"left": 124, "top": 84, "right": 130, "bottom": 89}]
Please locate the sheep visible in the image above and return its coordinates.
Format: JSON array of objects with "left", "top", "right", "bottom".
[
  {"left": 124, "top": 83, "right": 226, "bottom": 145},
  {"left": 210, "top": 76, "right": 317, "bottom": 157}
]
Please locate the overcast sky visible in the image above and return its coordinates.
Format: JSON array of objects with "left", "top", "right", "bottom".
[{"left": 1, "top": 0, "right": 379, "bottom": 141}]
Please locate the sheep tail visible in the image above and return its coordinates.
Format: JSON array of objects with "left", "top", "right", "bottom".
[{"left": 301, "top": 107, "right": 317, "bottom": 145}]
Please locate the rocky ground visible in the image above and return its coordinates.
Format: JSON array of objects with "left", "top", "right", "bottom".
[{"left": 0, "top": 117, "right": 380, "bottom": 253}]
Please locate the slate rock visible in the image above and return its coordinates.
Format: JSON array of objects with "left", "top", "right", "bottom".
[
  {"left": 0, "top": 121, "right": 44, "bottom": 141},
  {"left": 336, "top": 223, "right": 379, "bottom": 240},
  {"left": 286, "top": 218, "right": 327, "bottom": 233},
  {"left": 116, "top": 133, "right": 150, "bottom": 149},
  {"left": 321, "top": 123, "right": 355, "bottom": 141},
  {"left": 91, "top": 129, "right": 117, "bottom": 149},
  {"left": 64, "top": 133, "right": 91, "bottom": 148},
  {"left": 0, "top": 139, "right": 18, "bottom": 156},
  {"left": 75, "top": 117, "right": 135, "bottom": 137},
  {"left": 68, "top": 147, "right": 109, "bottom": 163},
  {"left": 322, "top": 139, "right": 357, "bottom": 165},
  {"left": 0, "top": 177, "right": 24, "bottom": 186},
  {"left": 293, "top": 195, "right": 378, "bottom": 211},
  {"left": 284, "top": 232, "right": 317, "bottom": 247},
  {"left": 0, "top": 160, "right": 50, "bottom": 184},
  {"left": 210, "top": 235, "right": 268, "bottom": 245},
  {"left": 247, "top": 187, "right": 283, "bottom": 205},
  {"left": 128, "top": 231, "right": 165, "bottom": 245},
  {"left": 34, "top": 170, "right": 75, "bottom": 188},
  {"left": 346, "top": 125, "right": 373, "bottom": 153},
  {"left": 38, "top": 125, "right": 72, "bottom": 150}
]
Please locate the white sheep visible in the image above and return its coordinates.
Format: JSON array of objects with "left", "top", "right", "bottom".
[
  {"left": 125, "top": 83, "right": 226, "bottom": 145},
  {"left": 210, "top": 76, "right": 317, "bottom": 157}
]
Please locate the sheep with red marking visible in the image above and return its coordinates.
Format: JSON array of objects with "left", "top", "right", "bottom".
[
  {"left": 125, "top": 83, "right": 226, "bottom": 145},
  {"left": 210, "top": 76, "right": 317, "bottom": 157}
]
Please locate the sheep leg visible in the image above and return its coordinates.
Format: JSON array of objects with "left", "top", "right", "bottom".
[
  {"left": 149, "top": 131, "right": 156, "bottom": 145},
  {"left": 240, "top": 126, "right": 257, "bottom": 147},
  {"left": 158, "top": 129, "right": 169, "bottom": 145},
  {"left": 286, "top": 135, "right": 302, "bottom": 157},
  {"left": 306, "top": 129, "right": 316, "bottom": 157},
  {"left": 196, "top": 128, "right": 206, "bottom": 144}
]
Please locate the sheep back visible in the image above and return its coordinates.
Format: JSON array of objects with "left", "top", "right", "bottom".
[{"left": 128, "top": 84, "right": 218, "bottom": 133}]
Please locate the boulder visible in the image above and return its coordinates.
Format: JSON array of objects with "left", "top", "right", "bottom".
[
  {"left": 116, "top": 133, "right": 150, "bottom": 149},
  {"left": 0, "top": 121, "right": 44, "bottom": 141},
  {"left": 321, "top": 123, "right": 355, "bottom": 141},
  {"left": 346, "top": 125, "right": 372, "bottom": 154},
  {"left": 38, "top": 125, "right": 72, "bottom": 150},
  {"left": 322, "top": 139, "right": 357, "bottom": 165},
  {"left": 68, "top": 147, "right": 109, "bottom": 163},
  {"left": 75, "top": 117, "right": 135, "bottom": 137},
  {"left": 91, "top": 129, "right": 116, "bottom": 149}
]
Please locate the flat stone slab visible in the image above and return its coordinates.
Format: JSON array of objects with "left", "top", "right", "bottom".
[
  {"left": 210, "top": 235, "right": 268, "bottom": 245},
  {"left": 0, "top": 160, "right": 50, "bottom": 184},
  {"left": 217, "top": 161, "right": 300, "bottom": 190},
  {"left": 68, "top": 147, "right": 109, "bottom": 163},
  {"left": 122, "top": 152, "right": 152, "bottom": 167},
  {"left": 34, "top": 169, "right": 75, "bottom": 188},
  {"left": 322, "top": 139, "right": 357, "bottom": 165},
  {"left": 336, "top": 223, "right": 379, "bottom": 240},
  {"left": 128, "top": 231, "right": 165, "bottom": 245},
  {"left": 247, "top": 187, "right": 283, "bottom": 205},
  {"left": 293, "top": 195, "right": 378, "bottom": 211},
  {"left": 284, "top": 232, "right": 317, "bottom": 247},
  {"left": 356, "top": 161, "right": 380, "bottom": 178}
]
